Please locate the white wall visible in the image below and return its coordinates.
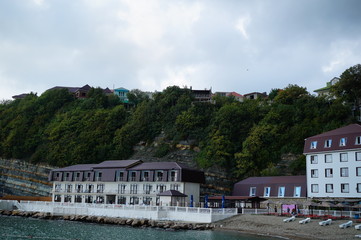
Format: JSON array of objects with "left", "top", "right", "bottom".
[{"left": 306, "top": 149, "right": 361, "bottom": 198}]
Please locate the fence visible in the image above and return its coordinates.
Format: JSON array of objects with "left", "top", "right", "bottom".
[{"left": 14, "top": 201, "right": 238, "bottom": 223}]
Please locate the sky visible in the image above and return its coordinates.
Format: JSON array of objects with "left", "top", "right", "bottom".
[{"left": 1, "top": 0, "right": 361, "bottom": 100}]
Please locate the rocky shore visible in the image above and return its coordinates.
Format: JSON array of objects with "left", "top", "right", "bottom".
[{"left": 0, "top": 210, "right": 215, "bottom": 231}]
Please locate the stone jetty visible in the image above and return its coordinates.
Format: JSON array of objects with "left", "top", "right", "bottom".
[{"left": 0, "top": 210, "right": 215, "bottom": 231}]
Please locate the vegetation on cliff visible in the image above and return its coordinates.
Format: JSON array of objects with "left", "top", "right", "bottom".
[{"left": 0, "top": 65, "right": 359, "bottom": 179}]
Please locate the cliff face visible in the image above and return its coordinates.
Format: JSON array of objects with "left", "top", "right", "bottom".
[
  {"left": 131, "top": 145, "right": 235, "bottom": 195},
  {"left": 0, "top": 159, "right": 52, "bottom": 197}
]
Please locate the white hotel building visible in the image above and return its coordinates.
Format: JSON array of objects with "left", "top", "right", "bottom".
[
  {"left": 304, "top": 124, "right": 361, "bottom": 199},
  {"left": 48, "top": 160, "right": 205, "bottom": 206}
]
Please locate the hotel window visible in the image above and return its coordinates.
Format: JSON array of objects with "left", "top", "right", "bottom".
[
  {"left": 311, "top": 169, "right": 318, "bottom": 178},
  {"left": 249, "top": 187, "right": 256, "bottom": 197},
  {"left": 311, "top": 184, "right": 319, "bottom": 193},
  {"left": 356, "top": 152, "right": 361, "bottom": 161},
  {"left": 85, "top": 196, "right": 93, "bottom": 203},
  {"left": 325, "top": 154, "right": 332, "bottom": 163},
  {"left": 129, "top": 171, "right": 137, "bottom": 181},
  {"left": 117, "top": 196, "right": 126, "bottom": 204},
  {"left": 264, "top": 187, "right": 271, "bottom": 197},
  {"left": 356, "top": 136, "right": 361, "bottom": 145},
  {"left": 143, "top": 197, "right": 152, "bottom": 205},
  {"left": 340, "top": 167, "right": 349, "bottom": 177},
  {"left": 118, "top": 184, "right": 126, "bottom": 194},
  {"left": 54, "top": 195, "right": 61, "bottom": 202},
  {"left": 156, "top": 184, "right": 166, "bottom": 193},
  {"left": 325, "top": 168, "right": 333, "bottom": 178},
  {"left": 143, "top": 184, "right": 152, "bottom": 194},
  {"left": 85, "top": 184, "right": 94, "bottom": 193},
  {"left": 310, "top": 155, "right": 318, "bottom": 164},
  {"left": 340, "top": 153, "right": 348, "bottom": 162},
  {"left": 75, "top": 195, "right": 82, "bottom": 203},
  {"left": 117, "top": 171, "right": 124, "bottom": 181},
  {"left": 324, "top": 139, "right": 332, "bottom": 148},
  {"left": 130, "top": 196, "right": 139, "bottom": 205},
  {"left": 84, "top": 172, "right": 91, "bottom": 181},
  {"left": 75, "top": 184, "right": 83, "bottom": 193},
  {"left": 170, "top": 170, "right": 178, "bottom": 181},
  {"left": 55, "top": 184, "right": 62, "bottom": 192},
  {"left": 96, "top": 184, "right": 104, "bottom": 193},
  {"left": 340, "top": 138, "right": 347, "bottom": 146},
  {"left": 170, "top": 184, "right": 179, "bottom": 191},
  {"left": 357, "top": 183, "right": 361, "bottom": 193},
  {"left": 156, "top": 171, "right": 164, "bottom": 181},
  {"left": 64, "top": 195, "right": 72, "bottom": 203},
  {"left": 310, "top": 141, "right": 317, "bottom": 149},
  {"left": 341, "top": 183, "right": 349, "bottom": 193},
  {"left": 74, "top": 172, "right": 81, "bottom": 181},
  {"left": 95, "top": 171, "right": 102, "bottom": 181},
  {"left": 130, "top": 184, "right": 138, "bottom": 194},
  {"left": 357, "top": 167, "right": 361, "bottom": 177},
  {"left": 278, "top": 186, "right": 285, "bottom": 197},
  {"left": 326, "top": 184, "right": 333, "bottom": 193},
  {"left": 142, "top": 171, "right": 150, "bottom": 181},
  {"left": 294, "top": 186, "right": 301, "bottom": 197},
  {"left": 66, "top": 184, "right": 72, "bottom": 193}
]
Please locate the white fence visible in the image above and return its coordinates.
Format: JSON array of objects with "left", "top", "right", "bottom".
[
  {"left": 242, "top": 208, "right": 359, "bottom": 218},
  {"left": 14, "top": 201, "right": 238, "bottom": 223}
]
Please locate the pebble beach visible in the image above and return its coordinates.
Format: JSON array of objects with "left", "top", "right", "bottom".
[{"left": 217, "top": 214, "right": 361, "bottom": 240}]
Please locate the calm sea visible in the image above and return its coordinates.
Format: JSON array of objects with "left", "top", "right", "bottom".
[{"left": 0, "top": 215, "right": 276, "bottom": 240}]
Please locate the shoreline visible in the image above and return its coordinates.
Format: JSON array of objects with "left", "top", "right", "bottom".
[{"left": 216, "top": 214, "right": 361, "bottom": 240}]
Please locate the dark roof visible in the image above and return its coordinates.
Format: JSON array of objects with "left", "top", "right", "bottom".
[
  {"left": 235, "top": 176, "right": 306, "bottom": 185},
  {"left": 304, "top": 124, "right": 361, "bottom": 154},
  {"left": 93, "top": 160, "right": 142, "bottom": 169},
  {"left": 53, "top": 164, "right": 96, "bottom": 172},
  {"left": 12, "top": 93, "right": 30, "bottom": 99},
  {"left": 129, "top": 162, "right": 185, "bottom": 170},
  {"left": 49, "top": 86, "right": 80, "bottom": 93},
  {"left": 157, "top": 190, "right": 187, "bottom": 197},
  {"left": 208, "top": 196, "right": 267, "bottom": 201}
]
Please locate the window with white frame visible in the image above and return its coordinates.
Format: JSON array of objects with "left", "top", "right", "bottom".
[
  {"left": 325, "top": 154, "right": 332, "bottom": 163},
  {"left": 356, "top": 136, "right": 361, "bottom": 145},
  {"left": 340, "top": 138, "right": 347, "bottom": 146},
  {"left": 118, "top": 184, "right": 126, "bottom": 194},
  {"left": 358, "top": 183, "right": 361, "bottom": 193},
  {"left": 294, "top": 186, "right": 301, "bottom": 197},
  {"left": 357, "top": 167, "right": 361, "bottom": 177},
  {"left": 310, "top": 155, "right": 318, "bottom": 164},
  {"left": 170, "top": 184, "right": 179, "bottom": 191},
  {"left": 325, "top": 168, "right": 333, "bottom": 178},
  {"left": 142, "top": 171, "right": 150, "bottom": 181},
  {"left": 96, "top": 184, "right": 104, "bottom": 193},
  {"left": 278, "top": 186, "right": 285, "bottom": 197},
  {"left": 249, "top": 187, "right": 256, "bottom": 197},
  {"left": 356, "top": 152, "right": 361, "bottom": 161},
  {"left": 55, "top": 184, "right": 62, "bottom": 192},
  {"left": 143, "top": 184, "right": 152, "bottom": 194},
  {"left": 310, "top": 141, "right": 317, "bottom": 149},
  {"left": 311, "top": 184, "right": 319, "bottom": 193},
  {"left": 341, "top": 183, "right": 349, "bottom": 193},
  {"left": 264, "top": 187, "right": 271, "bottom": 197},
  {"left": 326, "top": 184, "right": 333, "bottom": 193},
  {"left": 311, "top": 169, "right": 318, "bottom": 178},
  {"left": 130, "top": 184, "right": 138, "bottom": 194},
  {"left": 66, "top": 184, "right": 72, "bottom": 193},
  {"left": 324, "top": 139, "right": 332, "bottom": 148},
  {"left": 340, "top": 167, "right": 349, "bottom": 177},
  {"left": 156, "top": 184, "right": 166, "bottom": 193},
  {"left": 340, "top": 153, "right": 348, "bottom": 162}
]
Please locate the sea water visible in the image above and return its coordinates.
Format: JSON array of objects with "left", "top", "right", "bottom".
[{"left": 0, "top": 215, "right": 275, "bottom": 240}]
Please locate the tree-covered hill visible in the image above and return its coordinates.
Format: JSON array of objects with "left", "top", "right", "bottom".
[{"left": 1, "top": 65, "right": 359, "bottom": 179}]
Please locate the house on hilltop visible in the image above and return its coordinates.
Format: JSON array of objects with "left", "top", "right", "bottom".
[{"left": 314, "top": 77, "right": 340, "bottom": 97}]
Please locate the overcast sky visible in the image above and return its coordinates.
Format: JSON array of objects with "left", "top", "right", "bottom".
[{"left": 1, "top": 0, "right": 361, "bottom": 100}]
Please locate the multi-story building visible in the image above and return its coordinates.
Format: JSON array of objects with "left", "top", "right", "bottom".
[
  {"left": 49, "top": 160, "right": 205, "bottom": 206},
  {"left": 304, "top": 124, "right": 361, "bottom": 199}
]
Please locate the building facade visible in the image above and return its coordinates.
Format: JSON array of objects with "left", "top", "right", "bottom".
[
  {"left": 304, "top": 124, "right": 361, "bottom": 199},
  {"left": 49, "top": 160, "right": 205, "bottom": 206},
  {"left": 233, "top": 176, "right": 307, "bottom": 199}
]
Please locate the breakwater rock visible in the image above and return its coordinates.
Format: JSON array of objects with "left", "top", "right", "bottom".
[{"left": 0, "top": 210, "right": 215, "bottom": 231}]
